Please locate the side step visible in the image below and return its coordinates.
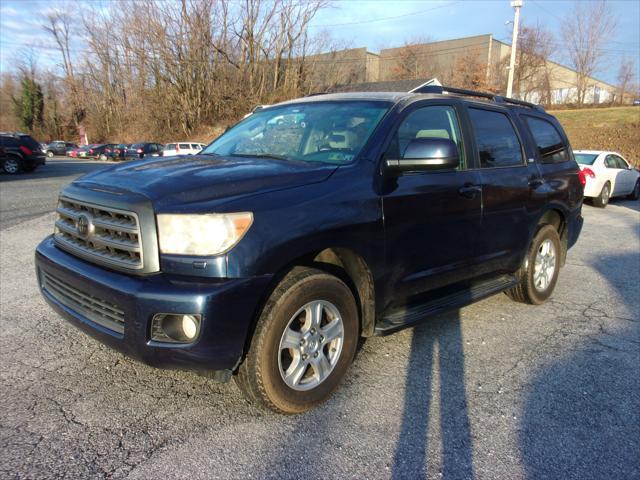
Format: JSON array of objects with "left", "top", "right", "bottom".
[{"left": 374, "top": 274, "right": 517, "bottom": 336}]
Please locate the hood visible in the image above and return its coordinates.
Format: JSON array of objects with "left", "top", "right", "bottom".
[{"left": 72, "top": 155, "right": 338, "bottom": 208}]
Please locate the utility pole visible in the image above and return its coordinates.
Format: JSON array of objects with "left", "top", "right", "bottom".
[{"left": 506, "top": 0, "right": 523, "bottom": 98}]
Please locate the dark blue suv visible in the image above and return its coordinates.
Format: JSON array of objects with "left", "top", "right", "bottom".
[{"left": 36, "top": 86, "right": 584, "bottom": 413}]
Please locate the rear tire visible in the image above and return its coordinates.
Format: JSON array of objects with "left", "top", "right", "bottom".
[
  {"left": 592, "top": 182, "right": 610, "bottom": 208},
  {"left": 2, "top": 156, "right": 21, "bottom": 174},
  {"left": 235, "top": 267, "right": 359, "bottom": 414},
  {"left": 627, "top": 180, "right": 640, "bottom": 200},
  {"left": 506, "top": 224, "right": 561, "bottom": 305}
]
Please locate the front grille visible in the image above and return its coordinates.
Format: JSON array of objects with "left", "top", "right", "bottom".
[
  {"left": 41, "top": 271, "right": 125, "bottom": 334},
  {"left": 54, "top": 197, "right": 143, "bottom": 270}
]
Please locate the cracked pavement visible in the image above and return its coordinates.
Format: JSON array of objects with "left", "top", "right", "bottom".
[{"left": 1, "top": 159, "right": 639, "bottom": 479}]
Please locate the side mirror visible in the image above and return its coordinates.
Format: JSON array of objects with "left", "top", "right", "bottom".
[{"left": 385, "top": 138, "right": 460, "bottom": 173}]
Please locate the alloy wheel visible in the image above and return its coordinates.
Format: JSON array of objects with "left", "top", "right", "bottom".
[
  {"left": 3, "top": 158, "right": 19, "bottom": 174},
  {"left": 278, "top": 300, "right": 344, "bottom": 391},
  {"left": 533, "top": 238, "right": 557, "bottom": 292}
]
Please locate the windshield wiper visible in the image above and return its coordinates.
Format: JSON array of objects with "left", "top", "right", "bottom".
[{"left": 229, "top": 153, "right": 290, "bottom": 161}]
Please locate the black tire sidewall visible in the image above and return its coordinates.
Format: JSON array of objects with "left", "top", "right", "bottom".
[
  {"left": 255, "top": 271, "right": 358, "bottom": 413},
  {"left": 525, "top": 225, "right": 561, "bottom": 304},
  {"left": 630, "top": 180, "right": 640, "bottom": 200}
]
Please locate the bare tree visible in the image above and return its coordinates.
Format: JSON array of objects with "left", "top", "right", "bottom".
[
  {"left": 513, "top": 23, "right": 554, "bottom": 103},
  {"left": 561, "top": 0, "right": 617, "bottom": 105},
  {"left": 616, "top": 59, "right": 636, "bottom": 104}
]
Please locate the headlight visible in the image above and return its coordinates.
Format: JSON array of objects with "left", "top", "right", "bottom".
[{"left": 157, "top": 212, "right": 253, "bottom": 256}]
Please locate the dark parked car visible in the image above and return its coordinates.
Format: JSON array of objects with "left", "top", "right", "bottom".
[
  {"left": 45, "top": 141, "right": 78, "bottom": 157},
  {"left": 1, "top": 132, "right": 46, "bottom": 174},
  {"left": 105, "top": 144, "right": 129, "bottom": 160},
  {"left": 124, "top": 143, "right": 164, "bottom": 161},
  {"left": 36, "top": 86, "right": 584, "bottom": 413},
  {"left": 85, "top": 144, "right": 116, "bottom": 160}
]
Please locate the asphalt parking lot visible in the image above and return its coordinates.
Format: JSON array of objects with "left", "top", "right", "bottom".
[{"left": 1, "top": 158, "right": 639, "bottom": 479}]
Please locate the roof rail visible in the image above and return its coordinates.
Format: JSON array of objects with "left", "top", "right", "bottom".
[{"left": 411, "top": 84, "right": 545, "bottom": 112}]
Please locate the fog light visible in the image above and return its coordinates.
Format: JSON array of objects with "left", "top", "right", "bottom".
[
  {"left": 151, "top": 313, "right": 201, "bottom": 343},
  {"left": 182, "top": 315, "right": 198, "bottom": 339}
]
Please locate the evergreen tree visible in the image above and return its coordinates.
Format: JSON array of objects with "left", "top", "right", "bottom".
[{"left": 12, "top": 75, "right": 44, "bottom": 132}]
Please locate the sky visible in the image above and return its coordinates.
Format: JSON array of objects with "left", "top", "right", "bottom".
[{"left": 0, "top": 0, "right": 638, "bottom": 85}]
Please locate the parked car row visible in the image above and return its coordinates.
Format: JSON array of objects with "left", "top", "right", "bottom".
[{"left": 44, "top": 141, "right": 206, "bottom": 161}]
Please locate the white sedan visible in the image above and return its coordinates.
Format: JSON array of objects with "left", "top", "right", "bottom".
[
  {"left": 162, "top": 142, "right": 206, "bottom": 157},
  {"left": 575, "top": 150, "right": 640, "bottom": 207}
]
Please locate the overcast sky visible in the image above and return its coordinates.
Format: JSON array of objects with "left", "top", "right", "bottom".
[{"left": 0, "top": 0, "right": 638, "bottom": 85}]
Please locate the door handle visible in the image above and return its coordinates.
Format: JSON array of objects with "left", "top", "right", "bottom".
[{"left": 458, "top": 185, "right": 482, "bottom": 199}]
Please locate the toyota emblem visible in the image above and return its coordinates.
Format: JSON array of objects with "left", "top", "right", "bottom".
[{"left": 76, "top": 214, "right": 93, "bottom": 238}]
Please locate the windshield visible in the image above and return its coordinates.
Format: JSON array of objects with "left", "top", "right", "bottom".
[
  {"left": 575, "top": 153, "right": 598, "bottom": 165},
  {"left": 202, "top": 101, "right": 390, "bottom": 164}
]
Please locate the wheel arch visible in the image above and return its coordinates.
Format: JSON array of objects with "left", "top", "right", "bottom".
[
  {"left": 534, "top": 207, "right": 568, "bottom": 266},
  {"left": 240, "top": 246, "right": 376, "bottom": 366}
]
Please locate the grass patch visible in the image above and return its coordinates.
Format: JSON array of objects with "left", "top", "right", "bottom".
[{"left": 549, "top": 107, "right": 640, "bottom": 166}]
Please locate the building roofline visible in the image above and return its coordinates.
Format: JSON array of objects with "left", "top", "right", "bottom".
[{"left": 491, "top": 38, "right": 619, "bottom": 91}]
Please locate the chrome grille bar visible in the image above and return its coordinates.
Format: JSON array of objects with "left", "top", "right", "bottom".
[{"left": 54, "top": 197, "right": 143, "bottom": 270}]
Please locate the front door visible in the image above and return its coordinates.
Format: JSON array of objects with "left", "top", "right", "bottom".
[{"left": 382, "top": 102, "right": 482, "bottom": 304}]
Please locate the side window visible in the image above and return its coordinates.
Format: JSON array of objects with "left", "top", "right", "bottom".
[
  {"left": 385, "top": 105, "right": 465, "bottom": 168},
  {"left": 468, "top": 108, "right": 524, "bottom": 168},
  {"left": 605, "top": 155, "right": 617, "bottom": 168},
  {"left": 524, "top": 116, "right": 568, "bottom": 164},
  {"left": 614, "top": 156, "right": 629, "bottom": 169}
]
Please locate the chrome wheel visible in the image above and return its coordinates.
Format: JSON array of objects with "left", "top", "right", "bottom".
[
  {"left": 3, "top": 158, "right": 19, "bottom": 174},
  {"left": 278, "top": 300, "right": 344, "bottom": 391},
  {"left": 533, "top": 239, "right": 556, "bottom": 292}
]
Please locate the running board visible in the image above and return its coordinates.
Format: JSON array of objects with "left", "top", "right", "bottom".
[{"left": 374, "top": 275, "right": 517, "bottom": 336}]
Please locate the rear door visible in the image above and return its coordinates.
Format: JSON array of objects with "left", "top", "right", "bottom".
[
  {"left": 382, "top": 100, "right": 483, "bottom": 301},
  {"left": 467, "top": 106, "right": 541, "bottom": 276}
]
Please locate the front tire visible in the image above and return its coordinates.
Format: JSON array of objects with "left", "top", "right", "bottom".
[
  {"left": 99, "top": 154, "right": 107, "bottom": 161},
  {"left": 592, "top": 182, "right": 610, "bottom": 208},
  {"left": 46, "top": 151, "right": 54, "bottom": 158},
  {"left": 506, "top": 224, "right": 561, "bottom": 305},
  {"left": 236, "top": 267, "right": 359, "bottom": 414}
]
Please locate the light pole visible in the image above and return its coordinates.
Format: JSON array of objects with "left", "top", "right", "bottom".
[{"left": 506, "top": 0, "right": 523, "bottom": 98}]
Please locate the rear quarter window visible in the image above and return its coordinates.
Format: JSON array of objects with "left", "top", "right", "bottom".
[{"left": 524, "top": 116, "right": 569, "bottom": 164}]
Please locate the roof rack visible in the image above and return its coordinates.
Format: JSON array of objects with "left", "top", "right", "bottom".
[{"left": 411, "top": 84, "right": 545, "bottom": 112}]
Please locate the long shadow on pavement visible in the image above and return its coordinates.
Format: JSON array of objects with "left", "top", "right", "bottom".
[
  {"left": 520, "top": 252, "right": 640, "bottom": 479},
  {"left": 392, "top": 310, "right": 474, "bottom": 479}
]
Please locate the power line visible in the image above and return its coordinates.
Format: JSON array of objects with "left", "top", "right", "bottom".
[{"left": 310, "top": 1, "right": 460, "bottom": 27}]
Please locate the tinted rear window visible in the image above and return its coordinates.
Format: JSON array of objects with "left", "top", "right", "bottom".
[
  {"left": 575, "top": 154, "right": 598, "bottom": 165},
  {"left": 19, "top": 135, "right": 42, "bottom": 150},
  {"left": 524, "top": 116, "right": 568, "bottom": 164}
]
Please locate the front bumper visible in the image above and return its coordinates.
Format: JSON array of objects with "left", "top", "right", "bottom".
[{"left": 36, "top": 236, "right": 272, "bottom": 373}]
